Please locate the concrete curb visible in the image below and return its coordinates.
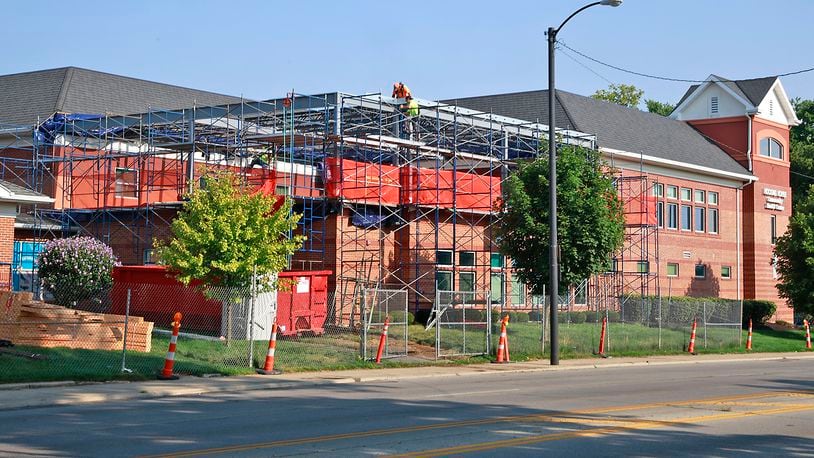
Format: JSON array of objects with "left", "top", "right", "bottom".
[{"left": 4, "top": 352, "right": 814, "bottom": 411}]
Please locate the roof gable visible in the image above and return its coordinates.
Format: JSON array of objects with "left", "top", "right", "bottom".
[
  {"left": 0, "top": 67, "right": 242, "bottom": 127},
  {"left": 447, "top": 89, "right": 751, "bottom": 178}
]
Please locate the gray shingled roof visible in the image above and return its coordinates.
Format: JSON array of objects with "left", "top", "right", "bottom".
[
  {"left": 0, "top": 67, "right": 242, "bottom": 126},
  {"left": 0, "top": 179, "right": 46, "bottom": 198},
  {"left": 675, "top": 76, "right": 777, "bottom": 110},
  {"left": 445, "top": 89, "right": 751, "bottom": 177}
]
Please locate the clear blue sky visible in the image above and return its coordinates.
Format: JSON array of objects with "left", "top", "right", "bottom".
[{"left": 3, "top": 0, "right": 813, "bottom": 106}]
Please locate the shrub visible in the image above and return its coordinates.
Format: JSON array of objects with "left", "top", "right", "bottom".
[
  {"left": 606, "top": 311, "right": 621, "bottom": 322},
  {"left": 569, "top": 311, "right": 587, "bottom": 324},
  {"left": 742, "top": 299, "right": 777, "bottom": 328},
  {"left": 38, "top": 236, "right": 118, "bottom": 308},
  {"left": 528, "top": 310, "right": 544, "bottom": 322},
  {"left": 509, "top": 312, "right": 530, "bottom": 323},
  {"left": 388, "top": 311, "right": 415, "bottom": 325}
]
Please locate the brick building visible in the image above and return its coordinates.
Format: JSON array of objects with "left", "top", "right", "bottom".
[{"left": 0, "top": 68, "right": 799, "bottom": 322}]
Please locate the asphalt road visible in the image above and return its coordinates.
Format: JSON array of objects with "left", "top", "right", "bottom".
[{"left": 2, "top": 358, "right": 814, "bottom": 457}]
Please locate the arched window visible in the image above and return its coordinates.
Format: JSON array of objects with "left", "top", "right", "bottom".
[{"left": 760, "top": 137, "right": 783, "bottom": 159}]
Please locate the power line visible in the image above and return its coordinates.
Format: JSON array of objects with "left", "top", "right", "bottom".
[
  {"left": 558, "top": 41, "right": 814, "bottom": 84},
  {"left": 558, "top": 46, "right": 616, "bottom": 85},
  {"left": 791, "top": 170, "right": 814, "bottom": 182}
]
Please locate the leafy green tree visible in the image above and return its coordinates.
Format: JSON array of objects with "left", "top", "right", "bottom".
[
  {"left": 498, "top": 145, "right": 625, "bottom": 293},
  {"left": 775, "top": 187, "right": 814, "bottom": 315},
  {"left": 592, "top": 83, "right": 644, "bottom": 108},
  {"left": 645, "top": 99, "right": 675, "bottom": 117},
  {"left": 155, "top": 169, "right": 305, "bottom": 290},
  {"left": 791, "top": 99, "right": 814, "bottom": 209}
]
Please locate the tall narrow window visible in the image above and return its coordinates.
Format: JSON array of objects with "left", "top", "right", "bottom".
[
  {"left": 681, "top": 205, "right": 692, "bottom": 231},
  {"left": 667, "top": 203, "right": 678, "bottom": 229},
  {"left": 490, "top": 273, "right": 504, "bottom": 304},
  {"left": 708, "top": 208, "right": 719, "bottom": 234},
  {"left": 459, "top": 272, "right": 475, "bottom": 292},
  {"left": 115, "top": 168, "right": 138, "bottom": 198},
  {"left": 694, "top": 207, "right": 705, "bottom": 232},
  {"left": 771, "top": 215, "right": 777, "bottom": 244},
  {"left": 657, "top": 202, "right": 664, "bottom": 228},
  {"left": 653, "top": 183, "right": 664, "bottom": 197},
  {"left": 435, "top": 271, "right": 452, "bottom": 291},
  {"left": 510, "top": 274, "right": 525, "bottom": 306}
]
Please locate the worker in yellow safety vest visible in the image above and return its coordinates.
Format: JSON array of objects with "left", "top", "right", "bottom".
[{"left": 401, "top": 95, "right": 420, "bottom": 140}]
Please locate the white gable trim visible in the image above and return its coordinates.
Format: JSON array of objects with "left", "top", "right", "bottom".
[
  {"left": 600, "top": 147, "right": 757, "bottom": 184},
  {"left": 671, "top": 75, "right": 756, "bottom": 120},
  {"left": 765, "top": 79, "right": 802, "bottom": 126}
]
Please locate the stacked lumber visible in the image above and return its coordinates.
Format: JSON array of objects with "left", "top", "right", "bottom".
[{"left": 0, "top": 292, "right": 153, "bottom": 352}]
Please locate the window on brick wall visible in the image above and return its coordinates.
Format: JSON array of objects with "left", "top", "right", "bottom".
[
  {"left": 435, "top": 271, "right": 452, "bottom": 291},
  {"left": 694, "top": 206, "right": 705, "bottom": 232},
  {"left": 510, "top": 274, "right": 525, "bottom": 306},
  {"left": 667, "top": 185, "right": 678, "bottom": 199},
  {"left": 490, "top": 273, "right": 504, "bottom": 304},
  {"left": 694, "top": 264, "right": 706, "bottom": 278},
  {"left": 708, "top": 208, "right": 719, "bottom": 234},
  {"left": 436, "top": 250, "right": 452, "bottom": 266},
  {"left": 721, "top": 265, "right": 731, "bottom": 279},
  {"left": 459, "top": 272, "right": 475, "bottom": 292},
  {"left": 681, "top": 188, "right": 692, "bottom": 201},
  {"left": 681, "top": 205, "right": 692, "bottom": 231},
  {"left": 656, "top": 202, "right": 664, "bottom": 228},
  {"left": 666, "top": 263, "right": 679, "bottom": 277},
  {"left": 459, "top": 251, "right": 476, "bottom": 267},
  {"left": 115, "top": 168, "right": 138, "bottom": 198},
  {"left": 709, "top": 191, "right": 719, "bottom": 205},
  {"left": 490, "top": 253, "right": 504, "bottom": 268},
  {"left": 771, "top": 215, "right": 777, "bottom": 245},
  {"left": 667, "top": 203, "right": 678, "bottom": 229},
  {"left": 760, "top": 137, "right": 784, "bottom": 160}
]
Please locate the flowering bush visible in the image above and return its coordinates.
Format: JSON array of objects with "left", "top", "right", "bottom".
[{"left": 37, "top": 236, "right": 119, "bottom": 307}]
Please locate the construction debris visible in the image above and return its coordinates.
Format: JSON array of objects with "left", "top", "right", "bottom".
[{"left": 0, "top": 292, "right": 153, "bottom": 352}]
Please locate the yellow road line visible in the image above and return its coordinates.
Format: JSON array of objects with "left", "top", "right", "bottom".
[
  {"left": 392, "top": 403, "right": 814, "bottom": 457},
  {"left": 143, "top": 390, "right": 814, "bottom": 458}
]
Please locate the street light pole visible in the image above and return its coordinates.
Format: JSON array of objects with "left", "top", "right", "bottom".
[{"left": 547, "top": 0, "right": 621, "bottom": 366}]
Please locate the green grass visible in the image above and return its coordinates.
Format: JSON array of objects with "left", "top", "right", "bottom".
[{"left": 1, "top": 323, "right": 810, "bottom": 384}]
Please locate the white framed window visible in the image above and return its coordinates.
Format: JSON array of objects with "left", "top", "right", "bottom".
[
  {"left": 459, "top": 272, "right": 475, "bottom": 292},
  {"left": 510, "top": 274, "right": 525, "bottom": 306},
  {"left": 708, "top": 208, "right": 719, "bottom": 234},
  {"left": 667, "top": 203, "right": 678, "bottom": 230},
  {"left": 490, "top": 273, "right": 504, "bottom": 304},
  {"left": 681, "top": 205, "right": 692, "bottom": 231},
  {"left": 436, "top": 250, "right": 453, "bottom": 266},
  {"left": 680, "top": 188, "right": 692, "bottom": 201},
  {"left": 657, "top": 202, "right": 664, "bottom": 228},
  {"left": 760, "top": 138, "right": 784, "bottom": 159},
  {"left": 694, "top": 189, "right": 705, "bottom": 203},
  {"left": 694, "top": 207, "right": 705, "bottom": 232},
  {"left": 435, "top": 271, "right": 452, "bottom": 291},
  {"left": 667, "top": 185, "right": 678, "bottom": 199},
  {"left": 459, "top": 251, "right": 476, "bottom": 267},
  {"left": 653, "top": 183, "right": 664, "bottom": 197},
  {"left": 721, "top": 265, "right": 732, "bottom": 279},
  {"left": 666, "top": 263, "right": 679, "bottom": 277},
  {"left": 709, "top": 191, "right": 719, "bottom": 206},
  {"left": 770, "top": 215, "right": 777, "bottom": 245},
  {"left": 115, "top": 168, "right": 138, "bottom": 198}
]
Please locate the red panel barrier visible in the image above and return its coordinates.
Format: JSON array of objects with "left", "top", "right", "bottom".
[
  {"left": 624, "top": 194, "right": 658, "bottom": 226},
  {"left": 324, "top": 158, "right": 401, "bottom": 205},
  {"left": 402, "top": 167, "right": 501, "bottom": 211}
]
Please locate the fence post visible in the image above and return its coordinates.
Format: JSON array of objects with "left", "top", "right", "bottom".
[
  {"left": 541, "top": 284, "right": 546, "bottom": 354},
  {"left": 703, "top": 301, "right": 708, "bottom": 349},
  {"left": 120, "top": 288, "right": 132, "bottom": 373},
  {"left": 435, "top": 288, "right": 440, "bottom": 360},
  {"left": 658, "top": 292, "right": 662, "bottom": 350},
  {"left": 248, "top": 266, "right": 256, "bottom": 368},
  {"left": 359, "top": 288, "right": 366, "bottom": 360}
]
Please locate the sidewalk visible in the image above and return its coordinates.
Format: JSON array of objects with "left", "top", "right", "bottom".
[{"left": 2, "top": 352, "right": 812, "bottom": 411}]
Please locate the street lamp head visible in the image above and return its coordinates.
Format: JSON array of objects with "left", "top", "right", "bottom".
[{"left": 600, "top": 0, "right": 623, "bottom": 6}]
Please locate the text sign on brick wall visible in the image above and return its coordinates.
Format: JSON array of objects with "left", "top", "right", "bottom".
[{"left": 763, "top": 187, "right": 787, "bottom": 211}]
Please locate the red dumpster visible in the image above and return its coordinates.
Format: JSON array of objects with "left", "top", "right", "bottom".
[{"left": 276, "top": 270, "right": 331, "bottom": 336}]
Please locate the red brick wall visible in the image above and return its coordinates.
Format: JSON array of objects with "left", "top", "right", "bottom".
[{"left": 0, "top": 215, "right": 14, "bottom": 265}]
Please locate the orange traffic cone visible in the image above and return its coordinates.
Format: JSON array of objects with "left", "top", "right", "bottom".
[
  {"left": 805, "top": 320, "right": 812, "bottom": 350},
  {"left": 687, "top": 317, "right": 698, "bottom": 355},
  {"left": 158, "top": 312, "right": 182, "bottom": 380},
  {"left": 493, "top": 315, "right": 510, "bottom": 363},
  {"left": 596, "top": 316, "right": 608, "bottom": 358},
  {"left": 746, "top": 319, "right": 753, "bottom": 351},
  {"left": 375, "top": 316, "right": 390, "bottom": 364},
  {"left": 257, "top": 323, "right": 283, "bottom": 375}
]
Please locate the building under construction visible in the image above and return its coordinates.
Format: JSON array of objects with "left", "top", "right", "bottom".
[{"left": 2, "top": 67, "right": 791, "bottom": 322}]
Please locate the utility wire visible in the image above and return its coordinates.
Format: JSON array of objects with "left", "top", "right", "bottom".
[
  {"left": 558, "top": 45, "right": 616, "bottom": 85},
  {"left": 791, "top": 170, "right": 814, "bottom": 182},
  {"left": 558, "top": 41, "right": 814, "bottom": 84}
]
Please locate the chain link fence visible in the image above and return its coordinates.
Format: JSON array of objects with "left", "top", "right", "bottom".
[
  {"left": 360, "top": 288, "right": 409, "bottom": 361},
  {"left": 432, "top": 291, "right": 491, "bottom": 359}
]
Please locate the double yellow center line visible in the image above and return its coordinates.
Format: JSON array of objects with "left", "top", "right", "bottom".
[{"left": 146, "top": 390, "right": 814, "bottom": 457}]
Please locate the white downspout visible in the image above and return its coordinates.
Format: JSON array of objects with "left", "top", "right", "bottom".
[{"left": 745, "top": 113, "right": 753, "bottom": 172}]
